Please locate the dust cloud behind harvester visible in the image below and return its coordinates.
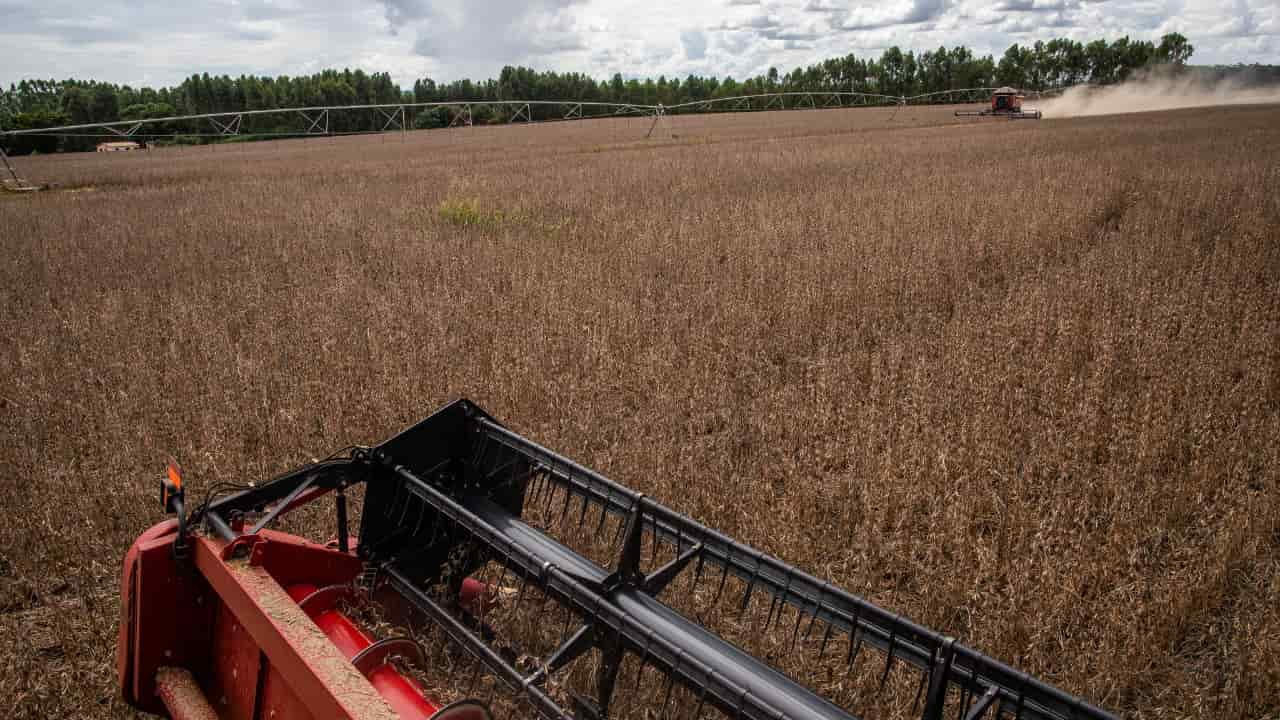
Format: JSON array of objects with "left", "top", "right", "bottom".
[{"left": 1040, "top": 70, "right": 1280, "bottom": 118}]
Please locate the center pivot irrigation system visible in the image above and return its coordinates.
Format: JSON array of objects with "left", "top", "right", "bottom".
[
  {"left": 2, "top": 86, "right": 1070, "bottom": 146},
  {"left": 121, "top": 399, "right": 1116, "bottom": 720}
]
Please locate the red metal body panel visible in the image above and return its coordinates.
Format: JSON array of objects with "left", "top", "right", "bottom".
[
  {"left": 259, "top": 662, "right": 317, "bottom": 720},
  {"left": 121, "top": 520, "right": 489, "bottom": 720},
  {"left": 991, "top": 92, "right": 1024, "bottom": 112},
  {"left": 247, "top": 528, "right": 364, "bottom": 587},
  {"left": 208, "top": 601, "right": 262, "bottom": 719},
  {"left": 191, "top": 534, "right": 399, "bottom": 720},
  {"left": 118, "top": 520, "right": 213, "bottom": 714}
]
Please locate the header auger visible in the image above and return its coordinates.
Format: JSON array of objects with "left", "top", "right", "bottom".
[{"left": 120, "top": 399, "right": 1114, "bottom": 720}]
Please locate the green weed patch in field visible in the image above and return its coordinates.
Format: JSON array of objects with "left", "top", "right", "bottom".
[{"left": 437, "top": 197, "right": 507, "bottom": 229}]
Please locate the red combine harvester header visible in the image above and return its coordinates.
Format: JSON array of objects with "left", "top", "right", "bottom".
[{"left": 120, "top": 399, "right": 1114, "bottom": 720}]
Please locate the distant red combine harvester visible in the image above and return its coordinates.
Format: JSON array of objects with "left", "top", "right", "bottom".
[
  {"left": 119, "top": 400, "right": 1114, "bottom": 720},
  {"left": 955, "top": 87, "right": 1043, "bottom": 120}
]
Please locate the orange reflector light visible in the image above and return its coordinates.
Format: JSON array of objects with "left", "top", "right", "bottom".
[{"left": 167, "top": 457, "right": 183, "bottom": 490}]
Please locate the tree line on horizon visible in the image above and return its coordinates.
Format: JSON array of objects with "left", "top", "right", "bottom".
[{"left": 0, "top": 32, "right": 1255, "bottom": 154}]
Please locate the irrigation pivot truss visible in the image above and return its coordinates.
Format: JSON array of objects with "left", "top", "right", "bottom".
[
  {"left": 0, "top": 86, "right": 1081, "bottom": 142},
  {"left": 661, "top": 86, "right": 1071, "bottom": 112},
  {"left": 0, "top": 100, "right": 654, "bottom": 141}
]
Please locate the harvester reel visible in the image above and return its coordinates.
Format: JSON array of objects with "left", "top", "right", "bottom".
[{"left": 119, "top": 399, "right": 1115, "bottom": 720}]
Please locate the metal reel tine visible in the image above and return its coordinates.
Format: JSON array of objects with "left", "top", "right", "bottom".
[
  {"left": 558, "top": 484, "right": 574, "bottom": 526},
  {"left": 650, "top": 516, "right": 660, "bottom": 565},
  {"left": 804, "top": 599, "right": 822, "bottom": 640},
  {"left": 738, "top": 562, "right": 761, "bottom": 617},
  {"left": 527, "top": 470, "right": 545, "bottom": 508},
  {"left": 612, "top": 510, "right": 628, "bottom": 548},
  {"left": 819, "top": 617, "right": 834, "bottom": 659},
  {"left": 789, "top": 604, "right": 805, "bottom": 651},
  {"left": 538, "top": 466, "right": 554, "bottom": 500},
  {"left": 594, "top": 488, "right": 611, "bottom": 538},
  {"left": 633, "top": 650, "right": 649, "bottom": 694},
  {"left": 712, "top": 564, "right": 730, "bottom": 607},
  {"left": 771, "top": 571, "right": 793, "bottom": 630},
  {"left": 543, "top": 477, "right": 560, "bottom": 515},
  {"left": 558, "top": 601, "right": 575, "bottom": 645},
  {"left": 846, "top": 628, "right": 864, "bottom": 676},
  {"left": 660, "top": 670, "right": 676, "bottom": 716},
  {"left": 877, "top": 631, "right": 898, "bottom": 694},
  {"left": 540, "top": 467, "right": 556, "bottom": 502},
  {"left": 577, "top": 491, "right": 591, "bottom": 530},
  {"left": 765, "top": 594, "right": 781, "bottom": 631},
  {"left": 912, "top": 666, "right": 929, "bottom": 714}
]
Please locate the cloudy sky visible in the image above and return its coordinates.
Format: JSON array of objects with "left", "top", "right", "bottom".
[{"left": 1, "top": 0, "right": 1275, "bottom": 89}]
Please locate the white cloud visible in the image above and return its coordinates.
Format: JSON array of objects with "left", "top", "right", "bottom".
[
  {"left": 803, "top": 1, "right": 845, "bottom": 14},
  {"left": 842, "top": 0, "right": 951, "bottom": 30},
  {"left": 993, "top": 0, "right": 1073, "bottom": 11},
  {"left": 682, "top": 29, "right": 708, "bottom": 59},
  {"left": 0, "top": 0, "right": 1276, "bottom": 89}
]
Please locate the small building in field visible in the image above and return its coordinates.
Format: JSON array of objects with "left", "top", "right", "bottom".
[{"left": 97, "top": 141, "right": 141, "bottom": 152}]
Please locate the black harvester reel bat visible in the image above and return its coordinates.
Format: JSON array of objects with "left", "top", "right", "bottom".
[{"left": 128, "top": 399, "right": 1116, "bottom": 720}]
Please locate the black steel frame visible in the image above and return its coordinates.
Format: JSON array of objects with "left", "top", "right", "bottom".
[{"left": 199, "top": 399, "right": 1116, "bottom": 720}]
